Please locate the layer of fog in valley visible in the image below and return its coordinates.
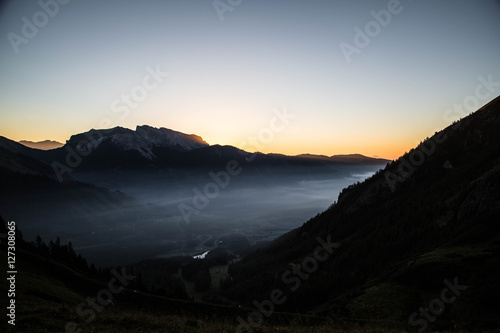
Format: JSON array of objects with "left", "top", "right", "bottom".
[{"left": 5, "top": 165, "right": 384, "bottom": 266}]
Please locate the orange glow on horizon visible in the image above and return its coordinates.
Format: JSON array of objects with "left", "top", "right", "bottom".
[
  {"left": 2, "top": 122, "right": 420, "bottom": 161},
  {"left": 1, "top": 129, "right": 413, "bottom": 162}
]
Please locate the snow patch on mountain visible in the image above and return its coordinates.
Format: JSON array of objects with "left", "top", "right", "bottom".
[
  {"left": 136, "top": 125, "right": 208, "bottom": 152},
  {"left": 110, "top": 133, "right": 156, "bottom": 159}
]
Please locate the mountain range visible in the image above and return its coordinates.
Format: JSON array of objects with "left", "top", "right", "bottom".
[
  {"left": 1, "top": 96, "right": 499, "bottom": 332},
  {"left": 0, "top": 125, "right": 388, "bottom": 180},
  {"left": 0, "top": 124, "right": 389, "bottom": 267}
]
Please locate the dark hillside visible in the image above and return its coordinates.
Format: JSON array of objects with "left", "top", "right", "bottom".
[{"left": 223, "top": 96, "right": 500, "bottom": 331}]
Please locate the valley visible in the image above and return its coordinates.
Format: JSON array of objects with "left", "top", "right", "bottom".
[
  {"left": 1, "top": 159, "right": 385, "bottom": 266},
  {"left": 0, "top": 129, "right": 387, "bottom": 267}
]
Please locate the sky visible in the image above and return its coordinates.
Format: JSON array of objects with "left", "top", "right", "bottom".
[{"left": 0, "top": 0, "right": 499, "bottom": 159}]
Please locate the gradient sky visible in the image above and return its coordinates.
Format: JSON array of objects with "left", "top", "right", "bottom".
[{"left": 1, "top": 0, "right": 499, "bottom": 159}]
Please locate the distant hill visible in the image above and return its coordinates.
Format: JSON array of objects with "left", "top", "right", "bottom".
[
  {"left": 297, "top": 153, "right": 389, "bottom": 165},
  {"left": 221, "top": 95, "right": 500, "bottom": 331},
  {"left": 18, "top": 139, "right": 63, "bottom": 150}
]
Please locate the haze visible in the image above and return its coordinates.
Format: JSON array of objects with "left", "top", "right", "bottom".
[{"left": 0, "top": 165, "right": 382, "bottom": 266}]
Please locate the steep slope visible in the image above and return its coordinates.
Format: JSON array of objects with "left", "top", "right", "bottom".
[
  {"left": 0, "top": 136, "right": 47, "bottom": 161},
  {"left": 0, "top": 146, "right": 54, "bottom": 177},
  {"left": 222, "top": 96, "right": 500, "bottom": 331}
]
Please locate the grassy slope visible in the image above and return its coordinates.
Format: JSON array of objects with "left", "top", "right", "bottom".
[
  {"left": 0, "top": 246, "right": 482, "bottom": 332},
  {"left": 0, "top": 244, "right": 371, "bottom": 333}
]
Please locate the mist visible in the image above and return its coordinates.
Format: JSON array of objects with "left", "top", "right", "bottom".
[{"left": 1, "top": 164, "right": 384, "bottom": 267}]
